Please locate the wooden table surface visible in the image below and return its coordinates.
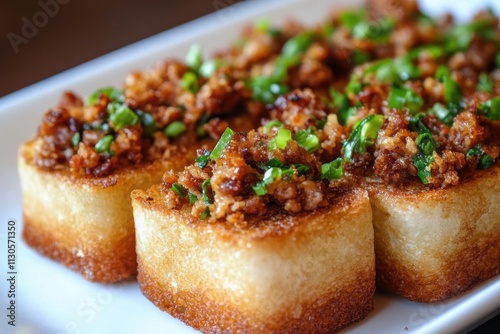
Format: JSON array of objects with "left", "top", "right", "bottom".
[{"left": 1, "top": 0, "right": 498, "bottom": 332}]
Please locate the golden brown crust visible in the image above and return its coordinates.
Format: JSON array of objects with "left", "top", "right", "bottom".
[
  {"left": 138, "top": 262, "right": 374, "bottom": 334},
  {"left": 23, "top": 214, "right": 137, "bottom": 282},
  {"left": 133, "top": 186, "right": 375, "bottom": 333},
  {"left": 18, "top": 142, "right": 194, "bottom": 282},
  {"left": 367, "top": 163, "right": 500, "bottom": 302}
]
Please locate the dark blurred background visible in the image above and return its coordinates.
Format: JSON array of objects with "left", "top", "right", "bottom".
[
  {"left": 0, "top": 0, "right": 242, "bottom": 97},
  {"left": 0, "top": 0, "right": 499, "bottom": 332}
]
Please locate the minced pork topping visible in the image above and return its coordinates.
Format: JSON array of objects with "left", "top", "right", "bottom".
[{"left": 27, "top": 0, "right": 500, "bottom": 220}]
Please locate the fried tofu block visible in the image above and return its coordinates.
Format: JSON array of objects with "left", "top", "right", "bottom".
[
  {"left": 18, "top": 141, "right": 192, "bottom": 282},
  {"left": 132, "top": 186, "right": 375, "bottom": 333},
  {"left": 368, "top": 164, "right": 500, "bottom": 302}
]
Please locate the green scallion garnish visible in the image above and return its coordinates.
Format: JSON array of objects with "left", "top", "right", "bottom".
[
  {"left": 186, "top": 44, "right": 203, "bottom": 72},
  {"left": 294, "top": 128, "right": 320, "bottom": 153},
  {"left": 199, "top": 59, "right": 226, "bottom": 78},
  {"left": 343, "top": 115, "right": 384, "bottom": 162},
  {"left": 95, "top": 135, "right": 114, "bottom": 153},
  {"left": 478, "top": 97, "right": 500, "bottom": 120},
  {"left": 108, "top": 103, "right": 140, "bottom": 130},
  {"left": 188, "top": 191, "right": 198, "bottom": 205},
  {"left": 171, "top": 183, "right": 187, "bottom": 198},
  {"left": 466, "top": 146, "right": 495, "bottom": 170},
  {"left": 86, "top": 87, "right": 125, "bottom": 106},
  {"left": 387, "top": 86, "right": 424, "bottom": 114},
  {"left": 321, "top": 158, "right": 343, "bottom": 180},
  {"left": 201, "top": 179, "right": 212, "bottom": 204},
  {"left": 136, "top": 110, "right": 159, "bottom": 138},
  {"left": 478, "top": 73, "right": 493, "bottom": 93},
  {"left": 414, "top": 133, "right": 437, "bottom": 184},
  {"left": 196, "top": 150, "right": 211, "bottom": 169},
  {"left": 268, "top": 127, "right": 292, "bottom": 150},
  {"left": 252, "top": 167, "right": 284, "bottom": 196},
  {"left": 200, "top": 207, "right": 210, "bottom": 220},
  {"left": 210, "top": 127, "right": 234, "bottom": 160},
  {"left": 263, "top": 120, "right": 283, "bottom": 133},
  {"left": 164, "top": 121, "right": 187, "bottom": 138},
  {"left": 181, "top": 71, "right": 199, "bottom": 94},
  {"left": 281, "top": 32, "right": 314, "bottom": 57},
  {"left": 71, "top": 132, "right": 81, "bottom": 147}
]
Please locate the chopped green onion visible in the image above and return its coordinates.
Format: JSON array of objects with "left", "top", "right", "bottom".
[
  {"left": 195, "top": 114, "right": 210, "bottom": 137},
  {"left": 95, "top": 135, "right": 114, "bottom": 153},
  {"left": 466, "top": 146, "right": 495, "bottom": 169},
  {"left": 86, "top": 87, "right": 124, "bottom": 105},
  {"left": 200, "top": 207, "right": 210, "bottom": 220},
  {"left": 352, "top": 50, "right": 370, "bottom": 65},
  {"left": 71, "top": 132, "right": 80, "bottom": 147},
  {"left": 294, "top": 164, "right": 310, "bottom": 175},
  {"left": 108, "top": 102, "right": 140, "bottom": 130},
  {"left": 248, "top": 31, "right": 313, "bottom": 104},
  {"left": 181, "top": 71, "right": 199, "bottom": 94},
  {"left": 343, "top": 114, "right": 384, "bottom": 161},
  {"left": 186, "top": 44, "right": 203, "bottom": 72},
  {"left": 435, "top": 66, "right": 462, "bottom": 104},
  {"left": 387, "top": 86, "right": 424, "bottom": 114},
  {"left": 478, "top": 73, "right": 494, "bottom": 93},
  {"left": 409, "top": 113, "right": 431, "bottom": 135},
  {"left": 445, "top": 17, "right": 496, "bottom": 53},
  {"left": 443, "top": 76, "right": 462, "bottom": 104},
  {"left": 255, "top": 17, "right": 281, "bottom": 37},
  {"left": 171, "top": 183, "right": 187, "bottom": 198},
  {"left": 478, "top": 97, "right": 500, "bottom": 120},
  {"left": 188, "top": 191, "right": 198, "bottom": 205},
  {"left": 435, "top": 65, "right": 451, "bottom": 81},
  {"left": 269, "top": 127, "right": 292, "bottom": 150},
  {"left": 255, "top": 17, "right": 270, "bottom": 33},
  {"left": 210, "top": 127, "right": 234, "bottom": 160},
  {"left": 164, "top": 121, "right": 186, "bottom": 138},
  {"left": 282, "top": 32, "right": 314, "bottom": 57},
  {"left": 294, "top": 128, "right": 320, "bottom": 153},
  {"left": 196, "top": 150, "right": 211, "bottom": 169},
  {"left": 352, "top": 17, "right": 395, "bottom": 42},
  {"left": 414, "top": 133, "right": 437, "bottom": 184},
  {"left": 252, "top": 182, "right": 267, "bottom": 196},
  {"left": 135, "top": 110, "right": 159, "bottom": 138},
  {"left": 263, "top": 167, "right": 282, "bottom": 184},
  {"left": 346, "top": 74, "right": 364, "bottom": 96},
  {"left": 430, "top": 102, "right": 462, "bottom": 126},
  {"left": 199, "top": 59, "right": 226, "bottom": 78},
  {"left": 329, "top": 87, "right": 352, "bottom": 126},
  {"left": 340, "top": 10, "right": 366, "bottom": 31},
  {"left": 409, "top": 44, "right": 444, "bottom": 60},
  {"left": 323, "top": 21, "right": 335, "bottom": 37},
  {"left": 418, "top": 13, "right": 437, "bottom": 27},
  {"left": 249, "top": 76, "right": 289, "bottom": 104},
  {"left": 201, "top": 179, "right": 212, "bottom": 204},
  {"left": 263, "top": 120, "right": 283, "bottom": 134},
  {"left": 258, "top": 158, "right": 284, "bottom": 170},
  {"left": 365, "top": 56, "right": 420, "bottom": 83},
  {"left": 273, "top": 54, "right": 300, "bottom": 82},
  {"left": 321, "top": 158, "right": 343, "bottom": 180},
  {"left": 252, "top": 167, "right": 284, "bottom": 196}
]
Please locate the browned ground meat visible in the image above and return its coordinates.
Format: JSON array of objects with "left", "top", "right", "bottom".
[
  {"left": 163, "top": 128, "right": 332, "bottom": 223},
  {"left": 28, "top": 0, "right": 500, "bottom": 208}
]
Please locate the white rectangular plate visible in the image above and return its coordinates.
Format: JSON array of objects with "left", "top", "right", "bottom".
[{"left": 1, "top": 0, "right": 499, "bottom": 333}]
